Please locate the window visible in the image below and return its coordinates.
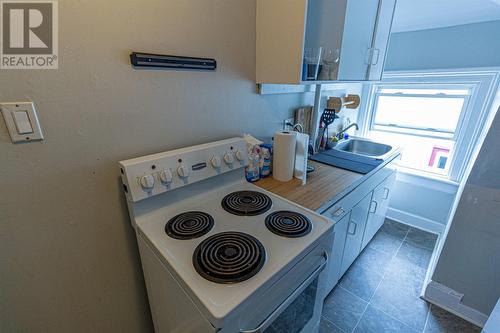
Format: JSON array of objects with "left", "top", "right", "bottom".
[{"left": 367, "top": 85, "right": 471, "bottom": 177}]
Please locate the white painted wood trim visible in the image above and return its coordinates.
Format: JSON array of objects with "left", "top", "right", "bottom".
[
  {"left": 395, "top": 170, "right": 459, "bottom": 193},
  {"left": 384, "top": 67, "right": 500, "bottom": 76},
  {"left": 424, "top": 280, "right": 489, "bottom": 328},
  {"left": 257, "top": 83, "right": 316, "bottom": 95},
  {"left": 386, "top": 207, "right": 444, "bottom": 235},
  {"left": 257, "top": 81, "right": 364, "bottom": 95}
]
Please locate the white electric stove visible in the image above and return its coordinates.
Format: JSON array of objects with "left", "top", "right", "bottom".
[{"left": 119, "top": 137, "right": 333, "bottom": 333}]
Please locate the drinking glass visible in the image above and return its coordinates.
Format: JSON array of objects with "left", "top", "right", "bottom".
[
  {"left": 319, "top": 48, "right": 340, "bottom": 80},
  {"left": 302, "top": 47, "right": 323, "bottom": 81}
]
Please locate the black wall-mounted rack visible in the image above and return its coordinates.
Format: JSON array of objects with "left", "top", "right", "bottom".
[{"left": 130, "top": 52, "right": 217, "bottom": 71}]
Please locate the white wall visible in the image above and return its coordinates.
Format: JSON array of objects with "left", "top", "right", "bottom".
[
  {"left": 0, "top": 1, "right": 314, "bottom": 332},
  {"left": 386, "top": 20, "right": 500, "bottom": 71},
  {"left": 431, "top": 105, "right": 500, "bottom": 318},
  {"left": 387, "top": 173, "right": 457, "bottom": 234}
]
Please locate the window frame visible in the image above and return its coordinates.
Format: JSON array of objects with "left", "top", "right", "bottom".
[
  {"left": 370, "top": 86, "right": 472, "bottom": 140},
  {"left": 368, "top": 84, "right": 473, "bottom": 177},
  {"left": 359, "top": 70, "right": 500, "bottom": 183}
]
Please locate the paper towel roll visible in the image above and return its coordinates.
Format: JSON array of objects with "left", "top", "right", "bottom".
[{"left": 273, "top": 131, "right": 297, "bottom": 182}]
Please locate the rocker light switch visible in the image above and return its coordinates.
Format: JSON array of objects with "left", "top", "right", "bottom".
[
  {"left": 13, "top": 111, "right": 33, "bottom": 134},
  {"left": 1, "top": 102, "right": 44, "bottom": 143}
]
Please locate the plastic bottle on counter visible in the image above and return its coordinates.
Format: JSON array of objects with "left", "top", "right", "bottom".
[
  {"left": 260, "top": 143, "right": 273, "bottom": 173},
  {"left": 259, "top": 147, "right": 271, "bottom": 178},
  {"left": 245, "top": 153, "right": 260, "bottom": 182}
]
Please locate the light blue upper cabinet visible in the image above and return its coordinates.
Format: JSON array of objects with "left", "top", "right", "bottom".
[
  {"left": 367, "top": 0, "right": 397, "bottom": 80},
  {"left": 337, "top": 0, "right": 379, "bottom": 80},
  {"left": 256, "top": 0, "right": 397, "bottom": 84}
]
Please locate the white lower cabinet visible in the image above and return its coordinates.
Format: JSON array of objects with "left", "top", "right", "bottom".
[
  {"left": 339, "top": 192, "right": 372, "bottom": 277},
  {"left": 362, "top": 172, "right": 396, "bottom": 249},
  {"left": 322, "top": 169, "right": 396, "bottom": 296}
]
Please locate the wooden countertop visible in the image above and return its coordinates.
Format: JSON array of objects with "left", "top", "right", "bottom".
[{"left": 254, "top": 160, "right": 363, "bottom": 212}]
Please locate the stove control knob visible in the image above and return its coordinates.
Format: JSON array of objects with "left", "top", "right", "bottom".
[
  {"left": 177, "top": 165, "right": 190, "bottom": 178},
  {"left": 159, "top": 169, "right": 173, "bottom": 183},
  {"left": 224, "top": 152, "right": 234, "bottom": 165},
  {"left": 235, "top": 150, "right": 245, "bottom": 161},
  {"left": 210, "top": 156, "right": 222, "bottom": 168},
  {"left": 140, "top": 174, "right": 155, "bottom": 190}
]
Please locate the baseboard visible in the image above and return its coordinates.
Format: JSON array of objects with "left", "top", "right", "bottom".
[
  {"left": 424, "top": 280, "right": 489, "bottom": 327},
  {"left": 386, "top": 207, "right": 445, "bottom": 234}
]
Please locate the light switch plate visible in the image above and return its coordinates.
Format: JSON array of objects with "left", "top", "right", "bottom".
[{"left": 1, "top": 102, "right": 44, "bottom": 143}]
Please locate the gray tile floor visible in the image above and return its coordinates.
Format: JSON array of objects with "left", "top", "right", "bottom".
[{"left": 320, "top": 219, "right": 481, "bottom": 333}]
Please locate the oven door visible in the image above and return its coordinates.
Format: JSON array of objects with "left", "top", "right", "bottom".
[{"left": 239, "top": 248, "right": 329, "bottom": 333}]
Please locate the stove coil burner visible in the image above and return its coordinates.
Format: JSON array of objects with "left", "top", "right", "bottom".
[
  {"left": 165, "top": 211, "right": 214, "bottom": 240},
  {"left": 221, "top": 191, "right": 272, "bottom": 216},
  {"left": 265, "top": 211, "right": 312, "bottom": 238},
  {"left": 193, "top": 232, "right": 266, "bottom": 284}
]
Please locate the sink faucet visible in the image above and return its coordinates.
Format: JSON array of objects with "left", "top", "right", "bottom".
[{"left": 336, "top": 123, "right": 359, "bottom": 139}]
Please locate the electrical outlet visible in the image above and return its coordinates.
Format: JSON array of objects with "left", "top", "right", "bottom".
[{"left": 283, "top": 117, "right": 295, "bottom": 131}]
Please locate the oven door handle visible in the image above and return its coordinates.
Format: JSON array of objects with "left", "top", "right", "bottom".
[{"left": 240, "top": 251, "right": 328, "bottom": 333}]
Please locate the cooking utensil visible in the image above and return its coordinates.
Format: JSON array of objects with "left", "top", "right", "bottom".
[{"left": 315, "top": 109, "right": 339, "bottom": 152}]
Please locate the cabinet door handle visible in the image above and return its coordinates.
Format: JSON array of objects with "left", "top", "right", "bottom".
[
  {"left": 348, "top": 221, "right": 357, "bottom": 235},
  {"left": 369, "top": 201, "right": 378, "bottom": 214},
  {"left": 383, "top": 187, "right": 390, "bottom": 200},
  {"left": 365, "top": 47, "right": 381, "bottom": 65},
  {"left": 371, "top": 48, "right": 380, "bottom": 65},
  {"left": 331, "top": 207, "right": 345, "bottom": 217},
  {"left": 365, "top": 47, "right": 373, "bottom": 65}
]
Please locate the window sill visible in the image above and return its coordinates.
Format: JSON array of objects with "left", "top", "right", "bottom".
[{"left": 395, "top": 165, "right": 459, "bottom": 190}]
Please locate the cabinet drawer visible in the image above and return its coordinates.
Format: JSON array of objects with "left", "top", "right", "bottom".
[
  {"left": 322, "top": 191, "right": 360, "bottom": 223},
  {"left": 322, "top": 165, "right": 394, "bottom": 222}
]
